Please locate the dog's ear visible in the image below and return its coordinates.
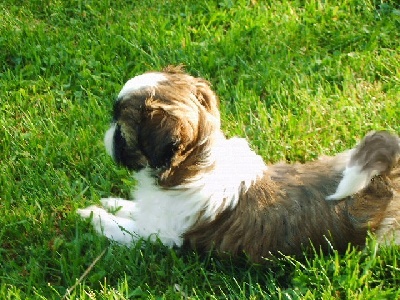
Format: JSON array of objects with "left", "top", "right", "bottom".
[
  {"left": 162, "top": 67, "right": 220, "bottom": 118},
  {"left": 139, "top": 112, "right": 177, "bottom": 169},
  {"left": 194, "top": 79, "right": 220, "bottom": 118}
]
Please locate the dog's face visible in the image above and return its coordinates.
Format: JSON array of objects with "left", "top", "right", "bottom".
[{"left": 104, "top": 66, "right": 221, "bottom": 186}]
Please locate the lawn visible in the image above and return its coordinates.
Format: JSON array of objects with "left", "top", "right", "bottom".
[{"left": 1, "top": 0, "right": 400, "bottom": 298}]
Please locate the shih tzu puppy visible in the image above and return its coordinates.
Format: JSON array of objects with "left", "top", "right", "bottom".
[{"left": 78, "top": 66, "right": 400, "bottom": 262}]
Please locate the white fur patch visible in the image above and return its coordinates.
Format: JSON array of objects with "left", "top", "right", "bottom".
[
  {"left": 187, "top": 134, "right": 267, "bottom": 218},
  {"left": 77, "top": 134, "right": 267, "bottom": 247},
  {"left": 104, "top": 123, "right": 116, "bottom": 157},
  {"left": 326, "top": 165, "right": 374, "bottom": 200},
  {"left": 118, "top": 72, "right": 167, "bottom": 98}
]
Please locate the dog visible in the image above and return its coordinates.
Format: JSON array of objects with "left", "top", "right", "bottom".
[{"left": 78, "top": 66, "right": 400, "bottom": 262}]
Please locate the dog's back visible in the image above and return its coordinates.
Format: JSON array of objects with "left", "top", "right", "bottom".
[{"left": 184, "top": 131, "right": 400, "bottom": 261}]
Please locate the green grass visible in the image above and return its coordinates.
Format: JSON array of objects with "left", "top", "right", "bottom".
[{"left": 1, "top": 0, "right": 400, "bottom": 298}]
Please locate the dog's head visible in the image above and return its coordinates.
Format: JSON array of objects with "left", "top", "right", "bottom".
[{"left": 104, "top": 66, "right": 221, "bottom": 186}]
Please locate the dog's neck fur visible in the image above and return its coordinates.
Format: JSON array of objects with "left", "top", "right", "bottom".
[
  {"left": 131, "top": 133, "right": 266, "bottom": 246},
  {"left": 175, "top": 132, "right": 266, "bottom": 215}
]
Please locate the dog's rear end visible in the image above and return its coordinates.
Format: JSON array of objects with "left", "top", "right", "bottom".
[
  {"left": 376, "top": 161, "right": 400, "bottom": 244},
  {"left": 331, "top": 131, "right": 400, "bottom": 245}
]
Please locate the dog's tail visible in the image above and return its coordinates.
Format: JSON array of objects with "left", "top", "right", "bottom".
[
  {"left": 326, "top": 131, "right": 400, "bottom": 244},
  {"left": 327, "top": 131, "right": 400, "bottom": 201}
]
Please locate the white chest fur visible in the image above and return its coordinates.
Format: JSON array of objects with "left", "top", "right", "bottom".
[{"left": 77, "top": 136, "right": 267, "bottom": 247}]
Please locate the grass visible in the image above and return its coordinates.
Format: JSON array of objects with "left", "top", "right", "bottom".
[{"left": 1, "top": 0, "right": 400, "bottom": 298}]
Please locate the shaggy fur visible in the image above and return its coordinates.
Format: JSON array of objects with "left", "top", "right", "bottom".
[{"left": 78, "top": 66, "right": 400, "bottom": 262}]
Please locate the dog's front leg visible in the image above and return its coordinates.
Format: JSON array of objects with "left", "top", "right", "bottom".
[{"left": 77, "top": 198, "right": 139, "bottom": 246}]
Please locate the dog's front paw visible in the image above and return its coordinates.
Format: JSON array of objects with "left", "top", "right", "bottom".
[
  {"left": 100, "top": 198, "right": 138, "bottom": 218},
  {"left": 77, "top": 205, "right": 104, "bottom": 219},
  {"left": 100, "top": 197, "right": 126, "bottom": 210},
  {"left": 77, "top": 205, "right": 138, "bottom": 245},
  {"left": 77, "top": 205, "right": 112, "bottom": 237}
]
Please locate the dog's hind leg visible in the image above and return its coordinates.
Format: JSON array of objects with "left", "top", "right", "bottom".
[
  {"left": 339, "top": 175, "right": 394, "bottom": 234},
  {"left": 375, "top": 163, "right": 400, "bottom": 244}
]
